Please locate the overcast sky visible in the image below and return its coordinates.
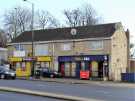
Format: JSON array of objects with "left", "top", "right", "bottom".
[{"left": 0, "top": 0, "right": 135, "bottom": 43}]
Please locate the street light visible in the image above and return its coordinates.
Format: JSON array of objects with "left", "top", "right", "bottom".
[
  {"left": 23, "top": 0, "right": 35, "bottom": 77},
  {"left": 103, "top": 55, "right": 108, "bottom": 81},
  {"left": 70, "top": 28, "right": 77, "bottom": 55},
  {"left": 14, "top": 8, "right": 17, "bottom": 39}
]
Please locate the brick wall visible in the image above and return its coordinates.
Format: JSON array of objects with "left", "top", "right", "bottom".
[{"left": 110, "top": 23, "right": 128, "bottom": 81}]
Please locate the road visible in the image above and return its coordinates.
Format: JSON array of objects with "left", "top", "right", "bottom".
[
  {"left": 0, "top": 91, "right": 64, "bottom": 101},
  {"left": 0, "top": 80, "right": 134, "bottom": 101}
]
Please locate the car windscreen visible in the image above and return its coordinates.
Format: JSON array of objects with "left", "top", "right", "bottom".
[{"left": 0, "top": 67, "right": 14, "bottom": 72}]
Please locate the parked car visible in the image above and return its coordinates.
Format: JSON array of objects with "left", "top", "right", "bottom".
[
  {"left": 41, "top": 68, "right": 62, "bottom": 78},
  {"left": 0, "top": 66, "right": 16, "bottom": 79}
]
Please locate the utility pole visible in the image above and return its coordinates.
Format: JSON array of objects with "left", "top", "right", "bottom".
[
  {"left": 14, "top": 8, "right": 17, "bottom": 39},
  {"left": 23, "top": 0, "right": 35, "bottom": 77}
]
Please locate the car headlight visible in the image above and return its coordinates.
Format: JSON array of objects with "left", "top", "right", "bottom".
[
  {"left": 11, "top": 73, "right": 15, "bottom": 76},
  {"left": 54, "top": 72, "right": 58, "bottom": 74},
  {"left": 5, "top": 72, "right": 9, "bottom": 74}
]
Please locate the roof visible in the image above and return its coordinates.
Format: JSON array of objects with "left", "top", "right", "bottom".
[{"left": 11, "top": 22, "right": 120, "bottom": 43}]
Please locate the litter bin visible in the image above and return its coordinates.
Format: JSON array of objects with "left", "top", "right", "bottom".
[{"left": 35, "top": 70, "right": 41, "bottom": 79}]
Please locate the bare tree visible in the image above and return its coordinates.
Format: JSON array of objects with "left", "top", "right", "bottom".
[
  {"left": 81, "top": 4, "right": 98, "bottom": 25},
  {"left": 4, "top": 10, "right": 16, "bottom": 40},
  {"left": 3, "top": 6, "right": 31, "bottom": 41},
  {"left": 36, "top": 10, "right": 49, "bottom": 29},
  {"left": 64, "top": 9, "right": 81, "bottom": 27},
  {"left": 17, "top": 7, "right": 32, "bottom": 32},
  {"left": 48, "top": 15, "right": 60, "bottom": 28},
  {"left": 63, "top": 4, "right": 100, "bottom": 27},
  {"left": 0, "top": 29, "right": 7, "bottom": 47},
  {"left": 36, "top": 10, "right": 60, "bottom": 29}
]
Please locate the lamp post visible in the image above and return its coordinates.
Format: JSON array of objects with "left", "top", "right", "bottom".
[
  {"left": 70, "top": 29, "right": 77, "bottom": 55},
  {"left": 103, "top": 55, "right": 108, "bottom": 81},
  {"left": 23, "top": 0, "right": 35, "bottom": 77},
  {"left": 14, "top": 8, "right": 17, "bottom": 39}
]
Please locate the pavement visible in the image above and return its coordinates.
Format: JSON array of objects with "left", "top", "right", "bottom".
[{"left": 17, "top": 77, "right": 135, "bottom": 88}]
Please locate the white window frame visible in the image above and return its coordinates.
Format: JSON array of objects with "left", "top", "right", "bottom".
[
  {"left": 35, "top": 44, "right": 49, "bottom": 56},
  {"left": 89, "top": 40, "right": 103, "bottom": 50}
]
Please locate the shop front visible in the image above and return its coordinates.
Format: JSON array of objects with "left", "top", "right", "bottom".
[
  {"left": 58, "top": 55, "right": 109, "bottom": 79},
  {"left": 9, "top": 56, "right": 52, "bottom": 77},
  {"left": 9, "top": 57, "right": 32, "bottom": 77},
  {"left": 36, "top": 56, "right": 52, "bottom": 70}
]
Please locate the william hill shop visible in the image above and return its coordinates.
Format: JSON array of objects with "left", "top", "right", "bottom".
[
  {"left": 58, "top": 55, "right": 108, "bottom": 79},
  {"left": 9, "top": 56, "right": 52, "bottom": 77},
  {"left": 9, "top": 57, "right": 34, "bottom": 77}
]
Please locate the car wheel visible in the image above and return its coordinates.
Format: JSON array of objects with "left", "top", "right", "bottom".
[
  {"left": 1, "top": 74, "right": 5, "bottom": 79},
  {"left": 12, "top": 76, "right": 16, "bottom": 80},
  {"left": 50, "top": 74, "right": 54, "bottom": 78}
]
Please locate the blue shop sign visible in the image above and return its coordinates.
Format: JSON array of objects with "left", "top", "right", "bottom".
[
  {"left": 58, "top": 55, "right": 108, "bottom": 62},
  {"left": 58, "top": 56, "right": 73, "bottom": 62}
]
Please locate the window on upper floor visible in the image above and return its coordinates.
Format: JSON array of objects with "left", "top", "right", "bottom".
[
  {"left": 35, "top": 44, "right": 49, "bottom": 56},
  {"left": 14, "top": 44, "right": 24, "bottom": 51},
  {"left": 13, "top": 51, "right": 25, "bottom": 57},
  {"left": 89, "top": 40, "right": 103, "bottom": 50},
  {"left": 61, "top": 43, "right": 71, "bottom": 51}
]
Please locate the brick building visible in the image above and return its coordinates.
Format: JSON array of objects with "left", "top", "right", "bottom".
[
  {"left": 7, "top": 22, "right": 129, "bottom": 81},
  {"left": 130, "top": 58, "right": 135, "bottom": 73}
]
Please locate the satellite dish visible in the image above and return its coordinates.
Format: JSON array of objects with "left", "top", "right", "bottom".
[{"left": 70, "top": 28, "right": 77, "bottom": 36}]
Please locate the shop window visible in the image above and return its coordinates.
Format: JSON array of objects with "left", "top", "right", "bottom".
[
  {"left": 16, "top": 62, "right": 21, "bottom": 68},
  {"left": 81, "top": 62, "right": 85, "bottom": 71},
  {"left": 41, "top": 62, "right": 45, "bottom": 67},
  {"left": 36, "top": 62, "right": 41, "bottom": 69},
  {"left": 89, "top": 41, "right": 103, "bottom": 50},
  {"left": 22, "top": 62, "right": 26, "bottom": 71},
  {"left": 44, "top": 62, "right": 50, "bottom": 68}
]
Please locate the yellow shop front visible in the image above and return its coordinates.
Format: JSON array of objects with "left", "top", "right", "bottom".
[
  {"left": 9, "top": 57, "right": 32, "bottom": 77},
  {"left": 35, "top": 56, "right": 52, "bottom": 69}
]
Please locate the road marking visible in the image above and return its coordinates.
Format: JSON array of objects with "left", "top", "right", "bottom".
[
  {"left": 37, "top": 84, "right": 45, "bottom": 87},
  {"left": 96, "top": 90, "right": 109, "bottom": 94}
]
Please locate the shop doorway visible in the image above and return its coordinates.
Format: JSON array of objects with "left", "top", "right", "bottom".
[
  {"left": 76, "top": 62, "right": 81, "bottom": 78},
  {"left": 59, "top": 62, "right": 77, "bottom": 78},
  {"left": 91, "top": 61, "right": 98, "bottom": 77},
  {"left": 59, "top": 62, "right": 65, "bottom": 77},
  {"left": 98, "top": 61, "right": 104, "bottom": 78},
  {"left": 91, "top": 61, "right": 105, "bottom": 78}
]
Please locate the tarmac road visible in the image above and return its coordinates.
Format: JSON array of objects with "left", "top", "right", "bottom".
[
  {"left": 0, "top": 91, "right": 65, "bottom": 101},
  {"left": 0, "top": 80, "right": 134, "bottom": 101}
]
